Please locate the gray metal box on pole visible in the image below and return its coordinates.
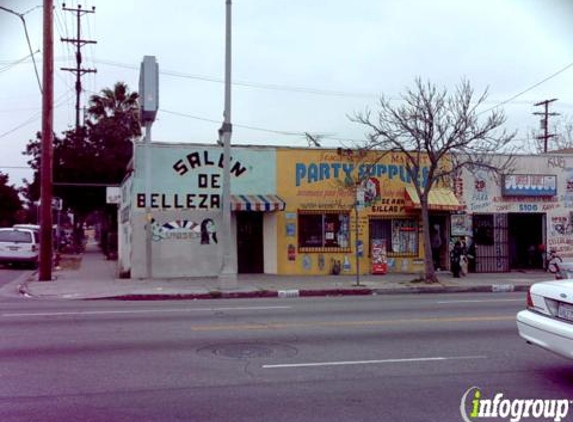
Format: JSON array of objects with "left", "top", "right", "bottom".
[
  {"left": 139, "top": 56, "right": 159, "bottom": 123},
  {"left": 139, "top": 55, "right": 158, "bottom": 279}
]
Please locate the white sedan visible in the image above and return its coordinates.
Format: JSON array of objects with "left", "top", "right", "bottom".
[{"left": 517, "top": 280, "right": 573, "bottom": 360}]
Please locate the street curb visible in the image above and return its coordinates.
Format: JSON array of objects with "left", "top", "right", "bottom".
[
  {"left": 17, "top": 270, "right": 36, "bottom": 298},
  {"left": 76, "top": 284, "right": 530, "bottom": 301}
]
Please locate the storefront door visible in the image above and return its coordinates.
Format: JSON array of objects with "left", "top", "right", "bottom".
[
  {"left": 236, "top": 212, "right": 264, "bottom": 273},
  {"left": 508, "top": 213, "right": 544, "bottom": 269},
  {"left": 473, "top": 213, "right": 510, "bottom": 272},
  {"left": 429, "top": 215, "right": 449, "bottom": 271}
]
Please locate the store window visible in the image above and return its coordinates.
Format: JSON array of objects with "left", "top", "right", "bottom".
[
  {"left": 473, "top": 214, "right": 494, "bottom": 245},
  {"left": 369, "top": 218, "right": 419, "bottom": 257},
  {"left": 298, "top": 211, "right": 350, "bottom": 252}
]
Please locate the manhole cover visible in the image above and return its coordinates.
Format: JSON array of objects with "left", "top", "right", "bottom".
[{"left": 198, "top": 342, "right": 298, "bottom": 360}]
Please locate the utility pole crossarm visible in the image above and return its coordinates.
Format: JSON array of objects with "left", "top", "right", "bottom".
[
  {"left": 60, "top": 67, "right": 97, "bottom": 75},
  {"left": 60, "top": 38, "right": 97, "bottom": 46},
  {"left": 533, "top": 98, "right": 560, "bottom": 153},
  {"left": 60, "top": 4, "right": 96, "bottom": 131}
]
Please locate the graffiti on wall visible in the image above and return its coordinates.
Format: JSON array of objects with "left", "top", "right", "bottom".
[
  {"left": 549, "top": 215, "right": 573, "bottom": 257},
  {"left": 148, "top": 218, "right": 218, "bottom": 244},
  {"left": 560, "top": 167, "right": 573, "bottom": 209},
  {"left": 548, "top": 156, "right": 566, "bottom": 170},
  {"left": 468, "top": 171, "right": 491, "bottom": 211}
]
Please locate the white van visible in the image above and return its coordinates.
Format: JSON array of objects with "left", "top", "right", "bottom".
[
  {"left": 12, "top": 224, "right": 41, "bottom": 232},
  {"left": 0, "top": 228, "right": 39, "bottom": 267}
]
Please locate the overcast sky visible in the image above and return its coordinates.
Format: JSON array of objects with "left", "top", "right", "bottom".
[{"left": 1, "top": 0, "right": 573, "bottom": 187}]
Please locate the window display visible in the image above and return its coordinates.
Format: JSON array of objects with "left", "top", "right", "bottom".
[
  {"left": 370, "top": 218, "right": 418, "bottom": 256},
  {"left": 298, "top": 212, "right": 350, "bottom": 250}
]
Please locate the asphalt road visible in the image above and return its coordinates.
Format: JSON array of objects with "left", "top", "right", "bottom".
[{"left": 0, "top": 293, "right": 571, "bottom": 422}]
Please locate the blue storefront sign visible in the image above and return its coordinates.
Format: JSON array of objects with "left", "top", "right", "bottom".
[{"left": 502, "top": 174, "right": 557, "bottom": 197}]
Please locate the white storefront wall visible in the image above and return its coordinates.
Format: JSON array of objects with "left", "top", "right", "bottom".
[
  {"left": 119, "top": 142, "right": 278, "bottom": 279},
  {"left": 459, "top": 154, "right": 573, "bottom": 261}
]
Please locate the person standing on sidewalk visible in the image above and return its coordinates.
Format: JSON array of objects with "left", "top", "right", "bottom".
[
  {"left": 459, "top": 237, "right": 469, "bottom": 276},
  {"left": 450, "top": 240, "right": 463, "bottom": 278},
  {"left": 431, "top": 225, "right": 442, "bottom": 270}
]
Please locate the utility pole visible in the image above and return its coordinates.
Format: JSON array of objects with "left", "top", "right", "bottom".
[
  {"left": 533, "top": 99, "right": 559, "bottom": 153},
  {"left": 61, "top": 3, "right": 96, "bottom": 131},
  {"left": 218, "top": 0, "right": 237, "bottom": 288},
  {"left": 39, "top": 0, "right": 54, "bottom": 281},
  {"left": 139, "top": 56, "right": 159, "bottom": 279}
]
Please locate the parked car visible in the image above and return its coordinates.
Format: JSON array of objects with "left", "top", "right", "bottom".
[
  {"left": 0, "top": 228, "right": 40, "bottom": 268},
  {"left": 12, "top": 224, "right": 40, "bottom": 231},
  {"left": 517, "top": 281, "right": 573, "bottom": 360}
]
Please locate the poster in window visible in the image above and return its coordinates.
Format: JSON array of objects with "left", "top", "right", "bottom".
[
  {"left": 391, "top": 220, "right": 417, "bottom": 254},
  {"left": 473, "top": 214, "right": 494, "bottom": 245},
  {"left": 302, "top": 254, "right": 311, "bottom": 271},
  {"left": 343, "top": 255, "right": 351, "bottom": 272},
  {"left": 371, "top": 238, "right": 387, "bottom": 274},
  {"left": 451, "top": 214, "right": 472, "bottom": 237},
  {"left": 337, "top": 214, "right": 349, "bottom": 248},
  {"left": 286, "top": 223, "right": 295, "bottom": 237}
]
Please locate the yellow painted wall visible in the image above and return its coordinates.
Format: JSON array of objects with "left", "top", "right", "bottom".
[{"left": 275, "top": 148, "right": 431, "bottom": 275}]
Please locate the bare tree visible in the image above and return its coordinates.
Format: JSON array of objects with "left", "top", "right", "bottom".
[
  {"left": 555, "top": 115, "right": 573, "bottom": 149},
  {"left": 352, "top": 78, "right": 516, "bottom": 283}
]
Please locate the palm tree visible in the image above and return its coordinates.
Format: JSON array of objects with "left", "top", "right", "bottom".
[
  {"left": 87, "top": 81, "right": 141, "bottom": 139},
  {"left": 88, "top": 81, "right": 139, "bottom": 122}
]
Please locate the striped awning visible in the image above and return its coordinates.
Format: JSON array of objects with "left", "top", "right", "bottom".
[
  {"left": 404, "top": 186, "right": 463, "bottom": 211},
  {"left": 231, "top": 194, "right": 286, "bottom": 212}
]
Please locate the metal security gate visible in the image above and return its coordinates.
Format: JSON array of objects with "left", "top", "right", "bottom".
[{"left": 473, "top": 213, "right": 509, "bottom": 273}]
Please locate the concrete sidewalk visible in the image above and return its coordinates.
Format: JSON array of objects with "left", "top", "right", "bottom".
[{"left": 20, "top": 243, "right": 554, "bottom": 300}]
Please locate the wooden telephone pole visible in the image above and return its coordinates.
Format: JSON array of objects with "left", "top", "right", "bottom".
[
  {"left": 39, "top": 0, "right": 54, "bottom": 281},
  {"left": 61, "top": 3, "right": 96, "bottom": 130},
  {"left": 533, "top": 99, "right": 559, "bottom": 153}
]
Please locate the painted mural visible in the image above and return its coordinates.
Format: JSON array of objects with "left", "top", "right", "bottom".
[{"left": 132, "top": 143, "right": 277, "bottom": 209}]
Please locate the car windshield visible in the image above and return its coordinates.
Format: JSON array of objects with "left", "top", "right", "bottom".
[{"left": 0, "top": 230, "right": 32, "bottom": 243}]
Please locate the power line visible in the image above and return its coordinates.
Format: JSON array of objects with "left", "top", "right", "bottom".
[
  {"left": 160, "top": 109, "right": 303, "bottom": 137},
  {"left": 0, "top": 5, "right": 43, "bottom": 93},
  {"left": 0, "top": 50, "right": 40, "bottom": 74},
  {"left": 0, "top": 89, "right": 73, "bottom": 139},
  {"left": 96, "top": 58, "right": 380, "bottom": 99},
  {"left": 478, "top": 62, "right": 573, "bottom": 115},
  {"left": 97, "top": 58, "right": 573, "bottom": 107},
  {"left": 160, "top": 108, "right": 364, "bottom": 144}
]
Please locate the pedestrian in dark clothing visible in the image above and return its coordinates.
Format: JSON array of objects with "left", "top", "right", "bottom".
[
  {"left": 451, "top": 240, "right": 463, "bottom": 278},
  {"left": 466, "top": 237, "right": 476, "bottom": 273},
  {"left": 431, "top": 225, "right": 442, "bottom": 270}
]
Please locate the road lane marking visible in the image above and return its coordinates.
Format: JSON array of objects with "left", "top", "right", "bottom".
[
  {"left": 262, "top": 355, "right": 488, "bottom": 369},
  {"left": 1, "top": 306, "right": 292, "bottom": 317},
  {"left": 437, "top": 299, "right": 524, "bottom": 304},
  {"left": 188, "top": 315, "right": 516, "bottom": 331}
]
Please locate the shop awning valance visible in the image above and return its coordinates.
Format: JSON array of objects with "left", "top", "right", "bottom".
[
  {"left": 231, "top": 194, "right": 286, "bottom": 212},
  {"left": 404, "top": 186, "right": 463, "bottom": 211}
]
